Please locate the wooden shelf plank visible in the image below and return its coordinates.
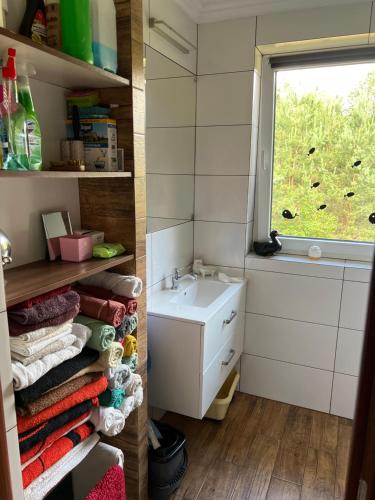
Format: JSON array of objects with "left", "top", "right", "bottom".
[
  {"left": 4, "top": 255, "right": 134, "bottom": 307},
  {"left": 0, "top": 171, "right": 132, "bottom": 179},
  {"left": 0, "top": 28, "right": 130, "bottom": 89}
]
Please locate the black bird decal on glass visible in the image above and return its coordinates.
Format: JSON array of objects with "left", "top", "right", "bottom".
[
  {"left": 317, "top": 204, "right": 327, "bottom": 211},
  {"left": 311, "top": 182, "right": 320, "bottom": 189},
  {"left": 282, "top": 209, "right": 298, "bottom": 219},
  {"left": 352, "top": 160, "right": 362, "bottom": 168},
  {"left": 307, "top": 147, "right": 316, "bottom": 156},
  {"left": 369, "top": 213, "right": 375, "bottom": 224},
  {"left": 344, "top": 192, "right": 355, "bottom": 198}
]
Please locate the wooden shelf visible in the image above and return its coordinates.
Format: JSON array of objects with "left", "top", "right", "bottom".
[
  {"left": 4, "top": 255, "right": 134, "bottom": 307},
  {"left": 0, "top": 171, "right": 133, "bottom": 179},
  {"left": 0, "top": 28, "right": 130, "bottom": 89}
]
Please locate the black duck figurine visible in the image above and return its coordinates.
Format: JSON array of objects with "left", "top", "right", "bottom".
[{"left": 253, "top": 230, "right": 282, "bottom": 257}]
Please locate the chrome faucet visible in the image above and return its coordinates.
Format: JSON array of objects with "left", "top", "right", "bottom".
[{"left": 171, "top": 267, "right": 197, "bottom": 290}]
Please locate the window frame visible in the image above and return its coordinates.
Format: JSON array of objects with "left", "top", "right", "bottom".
[{"left": 254, "top": 54, "right": 375, "bottom": 262}]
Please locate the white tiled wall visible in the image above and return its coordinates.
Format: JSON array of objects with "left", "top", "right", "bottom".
[{"left": 241, "top": 256, "right": 372, "bottom": 419}]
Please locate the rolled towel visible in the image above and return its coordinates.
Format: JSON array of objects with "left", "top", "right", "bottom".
[
  {"left": 11, "top": 333, "right": 77, "bottom": 367},
  {"left": 75, "top": 285, "right": 138, "bottom": 315},
  {"left": 78, "top": 293, "right": 126, "bottom": 328},
  {"left": 115, "top": 313, "right": 138, "bottom": 342},
  {"left": 80, "top": 272, "right": 143, "bottom": 298},
  {"left": 8, "top": 291, "right": 80, "bottom": 326},
  {"left": 122, "top": 352, "right": 138, "bottom": 372},
  {"left": 19, "top": 399, "right": 94, "bottom": 454},
  {"left": 134, "top": 384, "right": 144, "bottom": 409},
  {"left": 91, "top": 406, "right": 125, "bottom": 437},
  {"left": 22, "top": 422, "right": 94, "bottom": 489},
  {"left": 99, "top": 342, "right": 124, "bottom": 368},
  {"left": 10, "top": 325, "right": 73, "bottom": 357},
  {"left": 124, "top": 334, "right": 137, "bottom": 357},
  {"left": 8, "top": 285, "right": 72, "bottom": 310},
  {"left": 124, "top": 373, "right": 142, "bottom": 397},
  {"left": 75, "top": 315, "right": 115, "bottom": 352},
  {"left": 12, "top": 324, "right": 91, "bottom": 391},
  {"left": 18, "top": 373, "right": 102, "bottom": 417},
  {"left": 99, "top": 388, "right": 125, "bottom": 409},
  {"left": 17, "top": 376, "right": 108, "bottom": 434},
  {"left": 105, "top": 364, "right": 131, "bottom": 390},
  {"left": 14, "top": 347, "right": 99, "bottom": 407},
  {"left": 23, "top": 434, "right": 99, "bottom": 500},
  {"left": 9, "top": 304, "right": 80, "bottom": 337},
  {"left": 119, "top": 395, "right": 134, "bottom": 419},
  {"left": 10, "top": 320, "right": 74, "bottom": 344}
]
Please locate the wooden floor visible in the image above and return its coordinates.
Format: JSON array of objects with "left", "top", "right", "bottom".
[{"left": 162, "top": 393, "right": 353, "bottom": 500}]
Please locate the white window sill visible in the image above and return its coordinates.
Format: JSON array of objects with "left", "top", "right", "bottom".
[{"left": 245, "top": 253, "right": 372, "bottom": 282}]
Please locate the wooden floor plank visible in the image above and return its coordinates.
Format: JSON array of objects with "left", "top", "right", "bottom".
[
  {"left": 301, "top": 448, "right": 336, "bottom": 500},
  {"left": 170, "top": 461, "right": 208, "bottom": 500},
  {"left": 273, "top": 406, "right": 313, "bottom": 484},
  {"left": 266, "top": 477, "right": 301, "bottom": 499},
  {"left": 197, "top": 460, "right": 241, "bottom": 500},
  {"left": 335, "top": 419, "right": 353, "bottom": 500},
  {"left": 310, "top": 412, "right": 339, "bottom": 454},
  {"left": 257, "top": 399, "right": 290, "bottom": 441}
]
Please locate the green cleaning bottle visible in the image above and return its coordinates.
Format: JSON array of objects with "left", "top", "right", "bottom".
[
  {"left": 17, "top": 66, "right": 42, "bottom": 171},
  {"left": 1, "top": 49, "right": 29, "bottom": 170},
  {"left": 60, "top": 0, "right": 93, "bottom": 64}
]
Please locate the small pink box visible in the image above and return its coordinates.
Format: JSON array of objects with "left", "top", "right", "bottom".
[{"left": 59, "top": 235, "right": 93, "bottom": 262}]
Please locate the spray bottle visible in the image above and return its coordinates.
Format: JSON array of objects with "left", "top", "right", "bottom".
[
  {"left": 1, "top": 49, "right": 29, "bottom": 170},
  {"left": 17, "top": 64, "right": 42, "bottom": 170}
]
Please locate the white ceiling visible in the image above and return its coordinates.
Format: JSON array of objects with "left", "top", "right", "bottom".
[{"left": 175, "top": 0, "right": 366, "bottom": 23}]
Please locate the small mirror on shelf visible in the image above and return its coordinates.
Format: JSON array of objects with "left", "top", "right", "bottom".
[{"left": 42, "top": 211, "right": 73, "bottom": 261}]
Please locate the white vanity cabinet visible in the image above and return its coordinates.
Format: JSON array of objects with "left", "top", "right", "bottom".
[{"left": 148, "top": 281, "right": 245, "bottom": 419}]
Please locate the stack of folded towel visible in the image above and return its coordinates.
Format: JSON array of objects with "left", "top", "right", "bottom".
[{"left": 8, "top": 272, "right": 144, "bottom": 494}]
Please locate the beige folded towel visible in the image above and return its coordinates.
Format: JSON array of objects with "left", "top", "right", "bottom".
[
  {"left": 11, "top": 334, "right": 76, "bottom": 366},
  {"left": 10, "top": 327, "right": 73, "bottom": 357},
  {"left": 10, "top": 320, "right": 74, "bottom": 343}
]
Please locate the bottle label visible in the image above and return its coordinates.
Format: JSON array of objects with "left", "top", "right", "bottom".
[{"left": 31, "top": 9, "right": 47, "bottom": 44}]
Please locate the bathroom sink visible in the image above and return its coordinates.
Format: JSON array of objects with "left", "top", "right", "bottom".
[{"left": 170, "top": 280, "right": 230, "bottom": 308}]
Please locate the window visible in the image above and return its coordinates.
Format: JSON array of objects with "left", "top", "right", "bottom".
[{"left": 256, "top": 49, "right": 375, "bottom": 260}]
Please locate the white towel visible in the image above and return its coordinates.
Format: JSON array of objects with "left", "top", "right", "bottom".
[
  {"left": 91, "top": 406, "right": 125, "bottom": 437},
  {"left": 134, "top": 384, "right": 144, "bottom": 409},
  {"left": 123, "top": 373, "right": 142, "bottom": 396},
  {"left": 72, "top": 442, "right": 124, "bottom": 500},
  {"left": 10, "top": 327, "right": 73, "bottom": 357},
  {"left": 105, "top": 363, "right": 131, "bottom": 390},
  {"left": 24, "top": 433, "right": 100, "bottom": 500},
  {"left": 120, "top": 395, "right": 134, "bottom": 419},
  {"left": 12, "top": 324, "right": 91, "bottom": 391},
  {"left": 80, "top": 271, "right": 143, "bottom": 298},
  {"left": 10, "top": 320, "right": 74, "bottom": 343}
]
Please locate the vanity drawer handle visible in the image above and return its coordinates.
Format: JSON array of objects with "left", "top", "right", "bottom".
[
  {"left": 223, "top": 310, "right": 237, "bottom": 325},
  {"left": 222, "top": 349, "right": 235, "bottom": 366}
]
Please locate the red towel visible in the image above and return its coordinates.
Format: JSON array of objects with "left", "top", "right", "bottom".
[
  {"left": 22, "top": 422, "right": 94, "bottom": 488},
  {"left": 86, "top": 465, "right": 126, "bottom": 500},
  {"left": 78, "top": 293, "right": 126, "bottom": 328},
  {"left": 20, "top": 410, "right": 91, "bottom": 465},
  {"left": 75, "top": 285, "right": 137, "bottom": 315},
  {"left": 17, "top": 376, "right": 108, "bottom": 434},
  {"left": 9, "top": 286, "right": 72, "bottom": 310}
]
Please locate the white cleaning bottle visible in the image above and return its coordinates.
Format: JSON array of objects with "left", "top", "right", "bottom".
[{"left": 91, "top": 0, "right": 118, "bottom": 74}]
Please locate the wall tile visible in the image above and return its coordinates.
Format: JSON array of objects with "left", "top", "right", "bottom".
[
  {"left": 195, "top": 175, "right": 249, "bottom": 223},
  {"left": 195, "top": 125, "right": 252, "bottom": 175},
  {"left": 151, "top": 222, "right": 194, "bottom": 285},
  {"left": 344, "top": 261, "right": 372, "bottom": 283},
  {"left": 198, "top": 17, "right": 256, "bottom": 75},
  {"left": 194, "top": 221, "right": 247, "bottom": 268},
  {"left": 146, "top": 234, "right": 152, "bottom": 288},
  {"left": 146, "top": 127, "right": 195, "bottom": 174},
  {"left": 146, "top": 77, "right": 196, "bottom": 127},
  {"left": 245, "top": 222, "right": 254, "bottom": 256},
  {"left": 197, "top": 72, "right": 253, "bottom": 126},
  {"left": 331, "top": 372, "right": 359, "bottom": 419},
  {"left": 143, "top": 0, "right": 150, "bottom": 46},
  {"left": 249, "top": 124, "right": 258, "bottom": 175},
  {"left": 147, "top": 174, "right": 194, "bottom": 220},
  {"left": 146, "top": 45, "right": 193, "bottom": 79},
  {"left": 147, "top": 218, "right": 190, "bottom": 233},
  {"left": 335, "top": 328, "right": 364, "bottom": 377},
  {"left": 241, "top": 354, "right": 333, "bottom": 413},
  {"left": 245, "top": 270, "right": 342, "bottom": 326},
  {"left": 244, "top": 313, "right": 337, "bottom": 371},
  {"left": 340, "top": 280, "right": 370, "bottom": 331},
  {"left": 256, "top": 3, "right": 372, "bottom": 46}
]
